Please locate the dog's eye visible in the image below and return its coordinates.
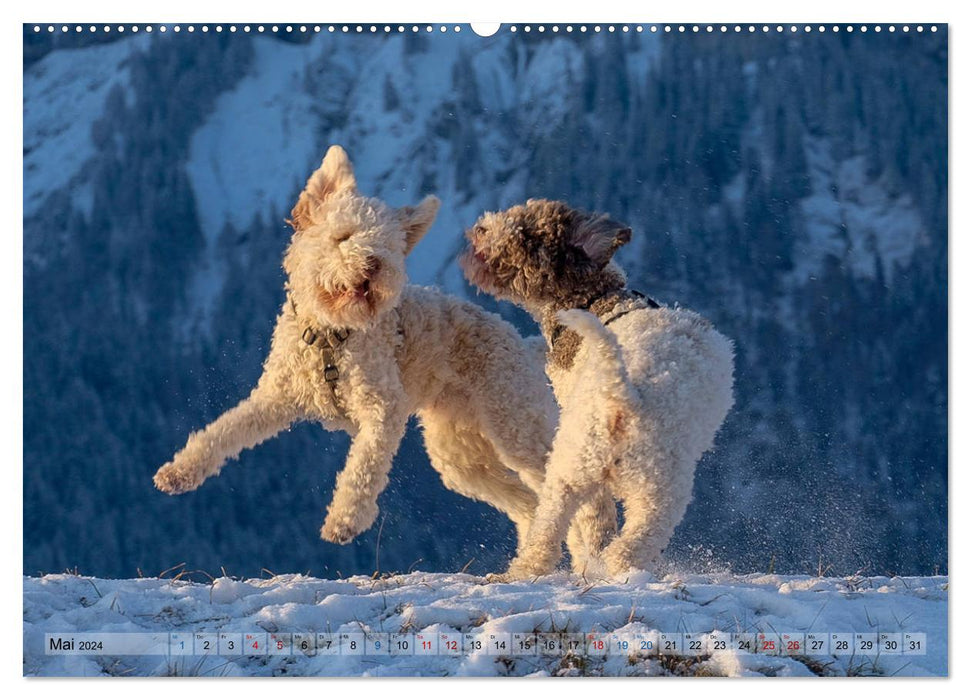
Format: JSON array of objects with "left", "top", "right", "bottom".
[{"left": 334, "top": 231, "right": 354, "bottom": 243}]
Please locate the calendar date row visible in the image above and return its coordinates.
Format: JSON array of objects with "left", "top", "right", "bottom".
[{"left": 46, "top": 631, "right": 927, "bottom": 657}]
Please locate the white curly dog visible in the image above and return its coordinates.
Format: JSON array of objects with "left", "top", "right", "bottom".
[
  {"left": 153, "top": 149, "right": 613, "bottom": 568},
  {"left": 462, "top": 199, "right": 735, "bottom": 578},
  {"left": 154, "top": 147, "right": 560, "bottom": 550}
]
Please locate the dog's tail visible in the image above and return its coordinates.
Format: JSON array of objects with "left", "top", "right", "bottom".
[{"left": 556, "top": 309, "right": 637, "bottom": 407}]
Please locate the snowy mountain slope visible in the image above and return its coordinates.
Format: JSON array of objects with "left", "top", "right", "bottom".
[
  {"left": 186, "top": 38, "right": 326, "bottom": 243},
  {"left": 180, "top": 33, "right": 663, "bottom": 292},
  {"left": 182, "top": 32, "right": 499, "bottom": 291},
  {"left": 183, "top": 37, "right": 327, "bottom": 320},
  {"left": 23, "top": 36, "right": 149, "bottom": 221},
  {"left": 796, "top": 136, "right": 926, "bottom": 282},
  {"left": 329, "top": 33, "right": 484, "bottom": 288},
  {"left": 23, "top": 572, "right": 946, "bottom": 677}
]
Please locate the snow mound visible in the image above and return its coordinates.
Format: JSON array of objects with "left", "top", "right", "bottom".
[{"left": 24, "top": 571, "right": 946, "bottom": 677}]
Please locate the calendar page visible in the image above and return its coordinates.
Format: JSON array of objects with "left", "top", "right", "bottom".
[{"left": 21, "top": 15, "right": 948, "bottom": 679}]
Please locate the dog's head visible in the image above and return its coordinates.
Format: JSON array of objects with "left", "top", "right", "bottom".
[
  {"left": 461, "top": 199, "right": 631, "bottom": 311},
  {"left": 283, "top": 146, "right": 440, "bottom": 329}
]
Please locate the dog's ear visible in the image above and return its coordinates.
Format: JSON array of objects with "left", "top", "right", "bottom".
[
  {"left": 573, "top": 214, "right": 632, "bottom": 267},
  {"left": 288, "top": 145, "right": 358, "bottom": 231},
  {"left": 397, "top": 195, "right": 441, "bottom": 254}
]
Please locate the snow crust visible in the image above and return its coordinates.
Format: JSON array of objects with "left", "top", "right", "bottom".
[{"left": 24, "top": 571, "right": 947, "bottom": 677}]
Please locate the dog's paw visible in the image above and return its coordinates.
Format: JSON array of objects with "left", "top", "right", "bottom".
[
  {"left": 484, "top": 572, "right": 513, "bottom": 584},
  {"left": 503, "top": 557, "right": 550, "bottom": 581},
  {"left": 321, "top": 499, "right": 378, "bottom": 545},
  {"left": 153, "top": 461, "right": 205, "bottom": 495},
  {"left": 320, "top": 516, "right": 361, "bottom": 545},
  {"left": 571, "top": 555, "right": 609, "bottom": 580},
  {"left": 601, "top": 540, "right": 652, "bottom": 578}
]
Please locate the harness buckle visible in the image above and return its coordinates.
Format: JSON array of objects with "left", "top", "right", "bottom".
[
  {"left": 323, "top": 365, "right": 339, "bottom": 383},
  {"left": 326, "top": 329, "right": 348, "bottom": 349},
  {"left": 302, "top": 327, "right": 318, "bottom": 345}
]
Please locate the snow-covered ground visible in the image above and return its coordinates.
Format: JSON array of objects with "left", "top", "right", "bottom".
[{"left": 23, "top": 571, "right": 947, "bottom": 677}]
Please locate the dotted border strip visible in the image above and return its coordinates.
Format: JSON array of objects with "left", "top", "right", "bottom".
[{"left": 30, "top": 24, "right": 941, "bottom": 35}]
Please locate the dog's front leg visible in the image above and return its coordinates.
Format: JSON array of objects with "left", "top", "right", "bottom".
[
  {"left": 154, "top": 384, "right": 298, "bottom": 495},
  {"left": 320, "top": 395, "right": 409, "bottom": 545}
]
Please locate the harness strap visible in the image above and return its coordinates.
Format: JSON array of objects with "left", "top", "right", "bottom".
[
  {"left": 599, "top": 290, "right": 660, "bottom": 327},
  {"left": 288, "top": 294, "right": 351, "bottom": 409},
  {"left": 547, "top": 289, "right": 661, "bottom": 369}
]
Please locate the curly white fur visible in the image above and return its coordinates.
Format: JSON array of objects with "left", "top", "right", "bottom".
[
  {"left": 504, "top": 306, "right": 735, "bottom": 579},
  {"left": 462, "top": 200, "right": 735, "bottom": 579},
  {"left": 153, "top": 147, "right": 582, "bottom": 559}
]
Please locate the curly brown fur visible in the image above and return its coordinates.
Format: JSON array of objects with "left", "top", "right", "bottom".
[
  {"left": 461, "top": 199, "right": 632, "bottom": 370},
  {"left": 546, "top": 289, "right": 648, "bottom": 370},
  {"left": 461, "top": 199, "right": 629, "bottom": 311}
]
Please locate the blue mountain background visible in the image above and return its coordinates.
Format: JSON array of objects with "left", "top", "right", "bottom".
[{"left": 23, "top": 26, "right": 947, "bottom": 579}]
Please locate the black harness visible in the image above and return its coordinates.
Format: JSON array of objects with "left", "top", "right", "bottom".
[
  {"left": 596, "top": 289, "right": 661, "bottom": 327},
  {"left": 289, "top": 294, "right": 351, "bottom": 408},
  {"left": 547, "top": 289, "right": 660, "bottom": 367}
]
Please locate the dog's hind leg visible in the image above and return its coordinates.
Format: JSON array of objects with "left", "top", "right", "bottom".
[
  {"left": 505, "top": 449, "right": 599, "bottom": 579},
  {"left": 566, "top": 488, "right": 617, "bottom": 578},
  {"left": 471, "top": 364, "right": 556, "bottom": 496},
  {"left": 154, "top": 383, "right": 298, "bottom": 495},
  {"left": 601, "top": 473, "right": 689, "bottom": 576},
  {"left": 420, "top": 414, "right": 538, "bottom": 545}
]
